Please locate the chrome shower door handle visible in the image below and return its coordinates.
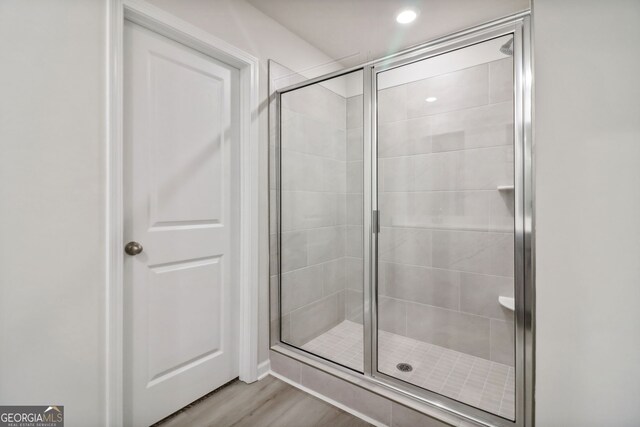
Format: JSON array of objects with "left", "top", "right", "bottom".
[{"left": 372, "top": 210, "right": 380, "bottom": 234}]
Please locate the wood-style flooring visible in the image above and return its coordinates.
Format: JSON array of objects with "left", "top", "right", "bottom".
[{"left": 156, "top": 375, "right": 372, "bottom": 427}]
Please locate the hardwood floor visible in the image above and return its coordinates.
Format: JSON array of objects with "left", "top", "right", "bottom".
[{"left": 155, "top": 375, "right": 373, "bottom": 427}]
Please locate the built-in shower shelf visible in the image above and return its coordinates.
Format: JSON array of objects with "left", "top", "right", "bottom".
[
  {"left": 497, "top": 185, "right": 515, "bottom": 191},
  {"left": 499, "top": 296, "right": 515, "bottom": 311}
]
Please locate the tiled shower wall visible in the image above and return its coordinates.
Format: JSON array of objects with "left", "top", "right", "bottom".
[
  {"left": 278, "top": 83, "right": 349, "bottom": 346},
  {"left": 376, "top": 58, "right": 516, "bottom": 366},
  {"left": 274, "top": 59, "right": 515, "bottom": 366},
  {"left": 344, "top": 94, "right": 364, "bottom": 325}
]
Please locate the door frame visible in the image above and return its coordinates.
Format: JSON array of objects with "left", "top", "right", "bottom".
[{"left": 107, "top": 0, "right": 261, "bottom": 425}]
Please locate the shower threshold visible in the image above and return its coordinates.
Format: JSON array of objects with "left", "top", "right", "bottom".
[{"left": 302, "top": 320, "right": 515, "bottom": 420}]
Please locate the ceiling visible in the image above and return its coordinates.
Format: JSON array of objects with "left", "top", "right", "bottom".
[{"left": 247, "top": 0, "right": 529, "bottom": 68}]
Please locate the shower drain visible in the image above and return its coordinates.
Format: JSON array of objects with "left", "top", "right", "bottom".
[{"left": 396, "top": 363, "right": 413, "bottom": 372}]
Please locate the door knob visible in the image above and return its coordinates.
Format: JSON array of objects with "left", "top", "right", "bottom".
[{"left": 125, "top": 241, "right": 143, "bottom": 256}]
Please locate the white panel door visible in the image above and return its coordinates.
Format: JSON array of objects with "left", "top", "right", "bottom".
[{"left": 124, "top": 21, "right": 240, "bottom": 427}]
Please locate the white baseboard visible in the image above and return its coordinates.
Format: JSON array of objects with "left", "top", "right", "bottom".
[
  {"left": 257, "top": 360, "right": 271, "bottom": 380},
  {"left": 269, "top": 371, "right": 387, "bottom": 427}
]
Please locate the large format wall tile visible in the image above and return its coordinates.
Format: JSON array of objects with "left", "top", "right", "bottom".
[
  {"left": 459, "top": 272, "right": 514, "bottom": 321},
  {"left": 345, "top": 289, "right": 363, "bottom": 324},
  {"left": 281, "top": 265, "right": 324, "bottom": 314},
  {"left": 489, "top": 58, "right": 513, "bottom": 104},
  {"left": 276, "top": 57, "right": 516, "bottom": 368},
  {"left": 346, "top": 194, "right": 363, "bottom": 226},
  {"left": 289, "top": 293, "right": 341, "bottom": 345},
  {"left": 281, "top": 110, "right": 346, "bottom": 160},
  {"left": 347, "top": 128, "right": 363, "bottom": 161},
  {"left": 491, "top": 190, "right": 515, "bottom": 232},
  {"left": 426, "top": 191, "right": 494, "bottom": 231},
  {"left": 378, "top": 84, "right": 407, "bottom": 123},
  {"left": 346, "top": 95, "right": 363, "bottom": 130},
  {"left": 270, "top": 352, "right": 473, "bottom": 427},
  {"left": 346, "top": 92, "right": 364, "bottom": 328},
  {"left": 404, "top": 191, "right": 488, "bottom": 230},
  {"left": 412, "top": 154, "right": 433, "bottom": 192},
  {"left": 405, "top": 64, "right": 489, "bottom": 118},
  {"left": 279, "top": 78, "right": 349, "bottom": 349},
  {"left": 378, "top": 296, "right": 407, "bottom": 335},
  {"left": 337, "top": 290, "right": 346, "bottom": 322},
  {"left": 269, "top": 350, "right": 301, "bottom": 383},
  {"left": 378, "top": 192, "right": 416, "bottom": 228},
  {"left": 345, "top": 226, "right": 363, "bottom": 258},
  {"left": 279, "top": 314, "right": 291, "bottom": 343},
  {"left": 381, "top": 156, "right": 415, "bottom": 192},
  {"left": 345, "top": 257, "right": 363, "bottom": 291},
  {"left": 429, "top": 101, "right": 513, "bottom": 151},
  {"left": 432, "top": 230, "right": 514, "bottom": 277},
  {"left": 307, "top": 226, "right": 346, "bottom": 264},
  {"left": 378, "top": 227, "right": 432, "bottom": 266},
  {"left": 404, "top": 116, "right": 433, "bottom": 154},
  {"left": 379, "top": 191, "right": 512, "bottom": 232},
  {"left": 281, "top": 149, "right": 324, "bottom": 192},
  {"left": 391, "top": 403, "right": 453, "bottom": 427},
  {"left": 283, "top": 84, "right": 346, "bottom": 130},
  {"left": 322, "top": 157, "right": 347, "bottom": 193},
  {"left": 490, "top": 319, "right": 515, "bottom": 366},
  {"left": 374, "top": 55, "right": 514, "bottom": 368},
  {"left": 384, "top": 147, "right": 514, "bottom": 194},
  {"left": 347, "top": 160, "right": 363, "bottom": 193},
  {"left": 378, "top": 120, "right": 409, "bottom": 158},
  {"left": 378, "top": 116, "right": 432, "bottom": 158},
  {"left": 429, "top": 145, "right": 514, "bottom": 191},
  {"left": 380, "top": 262, "right": 460, "bottom": 310},
  {"left": 344, "top": 92, "right": 364, "bottom": 333},
  {"left": 374, "top": 58, "right": 515, "bottom": 366},
  {"left": 281, "top": 192, "right": 343, "bottom": 231},
  {"left": 300, "top": 364, "right": 392, "bottom": 425},
  {"left": 406, "top": 302, "right": 491, "bottom": 359},
  {"left": 322, "top": 258, "right": 346, "bottom": 296},
  {"left": 280, "top": 230, "right": 307, "bottom": 273}
]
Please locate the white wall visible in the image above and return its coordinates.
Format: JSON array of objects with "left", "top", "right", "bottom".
[
  {"left": 0, "top": 1, "right": 107, "bottom": 426},
  {"left": 0, "top": 0, "right": 339, "bottom": 425},
  {"left": 533, "top": 0, "right": 640, "bottom": 425},
  {"left": 145, "top": 0, "right": 343, "bottom": 366}
]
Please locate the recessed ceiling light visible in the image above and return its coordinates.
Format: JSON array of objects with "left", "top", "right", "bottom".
[
  {"left": 425, "top": 97, "right": 438, "bottom": 103},
  {"left": 396, "top": 9, "right": 417, "bottom": 24}
]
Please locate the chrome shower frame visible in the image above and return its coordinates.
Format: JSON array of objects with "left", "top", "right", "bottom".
[{"left": 270, "top": 11, "right": 534, "bottom": 427}]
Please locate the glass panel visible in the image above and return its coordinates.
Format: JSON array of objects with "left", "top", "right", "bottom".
[
  {"left": 279, "top": 70, "right": 364, "bottom": 372},
  {"left": 375, "top": 35, "right": 516, "bottom": 419}
]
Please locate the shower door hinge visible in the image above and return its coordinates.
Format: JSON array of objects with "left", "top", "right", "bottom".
[{"left": 372, "top": 210, "right": 380, "bottom": 234}]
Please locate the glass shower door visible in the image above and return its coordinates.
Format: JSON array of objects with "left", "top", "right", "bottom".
[
  {"left": 374, "top": 35, "right": 517, "bottom": 420},
  {"left": 278, "top": 70, "right": 364, "bottom": 372}
]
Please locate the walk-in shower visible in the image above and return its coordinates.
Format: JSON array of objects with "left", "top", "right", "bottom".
[{"left": 270, "top": 13, "right": 532, "bottom": 427}]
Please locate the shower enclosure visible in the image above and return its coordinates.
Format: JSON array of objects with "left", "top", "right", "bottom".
[{"left": 271, "top": 14, "right": 532, "bottom": 427}]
